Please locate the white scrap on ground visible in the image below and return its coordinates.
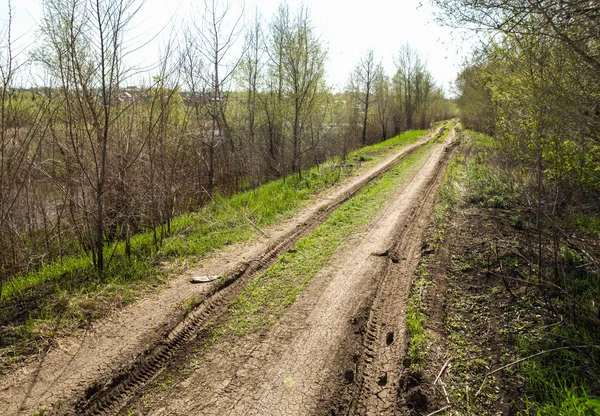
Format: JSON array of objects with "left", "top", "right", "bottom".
[{"left": 190, "top": 275, "right": 219, "bottom": 283}]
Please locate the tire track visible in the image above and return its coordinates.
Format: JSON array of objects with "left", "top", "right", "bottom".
[
  {"left": 66, "top": 126, "right": 447, "bottom": 416},
  {"left": 348, "top": 128, "right": 458, "bottom": 416}
]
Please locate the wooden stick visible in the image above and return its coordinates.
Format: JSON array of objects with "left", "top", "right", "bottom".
[
  {"left": 425, "top": 405, "right": 452, "bottom": 416},
  {"left": 245, "top": 214, "right": 270, "bottom": 238},
  {"left": 434, "top": 359, "right": 451, "bottom": 385},
  {"left": 475, "top": 345, "right": 596, "bottom": 396},
  {"left": 441, "top": 382, "right": 451, "bottom": 404}
]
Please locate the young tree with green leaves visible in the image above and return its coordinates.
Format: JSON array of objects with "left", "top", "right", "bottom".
[{"left": 274, "top": 4, "right": 327, "bottom": 177}]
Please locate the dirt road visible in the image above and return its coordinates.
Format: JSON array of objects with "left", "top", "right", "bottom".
[
  {"left": 0, "top": 127, "right": 447, "bottom": 416},
  {"left": 120, "top": 127, "right": 458, "bottom": 416}
]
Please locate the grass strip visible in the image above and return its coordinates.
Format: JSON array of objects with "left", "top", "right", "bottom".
[{"left": 224, "top": 142, "right": 435, "bottom": 336}]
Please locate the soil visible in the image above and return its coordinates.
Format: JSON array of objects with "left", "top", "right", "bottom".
[
  {"left": 395, "top": 149, "right": 554, "bottom": 415},
  {"left": 0, "top": 127, "right": 445, "bottom": 416},
  {"left": 120, "top": 130, "right": 457, "bottom": 416},
  {"left": 398, "top": 206, "right": 538, "bottom": 415}
]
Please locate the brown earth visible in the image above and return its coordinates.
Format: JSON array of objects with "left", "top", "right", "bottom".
[
  {"left": 0, "top": 127, "right": 445, "bottom": 416},
  {"left": 398, "top": 206, "right": 536, "bottom": 416},
  {"left": 121, "top": 129, "right": 458, "bottom": 416},
  {"left": 395, "top": 146, "right": 546, "bottom": 415}
]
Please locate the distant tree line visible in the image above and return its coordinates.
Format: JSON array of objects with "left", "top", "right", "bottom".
[{"left": 0, "top": 0, "right": 455, "bottom": 285}]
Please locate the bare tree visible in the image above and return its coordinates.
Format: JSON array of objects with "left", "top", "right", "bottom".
[
  {"left": 236, "top": 9, "right": 264, "bottom": 185},
  {"left": 395, "top": 43, "right": 420, "bottom": 129},
  {"left": 144, "top": 46, "right": 186, "bottom": 247},
  {"left": 393, "top": 43, "right": 436, "bottom": 130},
  {"left": 38, "top": 0, "right": 141, "bottom": 273},
  {"left": 0, "top": 2, "right": 53, "bottom": 293},
  {"left": 432, "top": 0, "right": 600, "bottom": 74},
  {"left": 261, "top": 3, "right": 291, "bottom": 177},
  {"left": 349, "top": 49, "right": 381, "bottom": 146},
  {"left": 180, "top": 29, "right": 210, "bottom": 202},
  {"left": 374, "top": 72, "right": 392, "bottom": 141},
  {"left": 195, "top": 0, "right": 244, "bottom": 195}
]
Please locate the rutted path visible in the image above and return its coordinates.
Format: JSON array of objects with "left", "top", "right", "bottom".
[
  {"left": 125, "top": 127, "right": 457, "bottom": 416},
  {"left": 348, "top": 128, "right": 457, "bottom": 416},
  {"left": 0, "top": 127, "right": 443, "bottom": 416}
]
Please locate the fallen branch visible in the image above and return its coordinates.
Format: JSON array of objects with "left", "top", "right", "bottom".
[
  {"left": 441, "top": 382, "right": 451, "bottom": 404},
  {"left": 426, "top": 404, "right": 452, "bottom": 416},
  {"left": 475, "top": 345, "right": 597, "bottom": 396},
  {"left": 434, "top": 359, "right": 450, "bottom": 385},
  {"left": 245, "top": 214, "right": 271, "bottom": 238}
]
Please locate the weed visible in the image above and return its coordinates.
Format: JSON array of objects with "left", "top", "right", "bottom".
[
  {"left": 406, "top": 278, "right": 433, "bottom": 365},
  {"left": 183, "top": 295, "right": 202, "bottom": 314},
  {"left": 510, "top": 215, "right": 523, "bottom": 229},
  {"left": 488, "top": 195, "right": 506, "bottom": 209},
  {"left": 189, "top": 359, "right": 202, "bottom": 370},
  {"left": 560, "top": 246, "right": 582, "bottom": 268},
  {"left": 153, "top": 372, "right": 173, "bottom": 389}
]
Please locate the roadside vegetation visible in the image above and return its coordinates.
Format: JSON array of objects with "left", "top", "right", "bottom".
[
  {"left": 403, "top": 130, "right": 600, "bottom": 415},
  {"left": 405, "top": 142, "right": 464, "bottom": 367},
  {"left": 0, "top": 0, "right": 455, "bottom": 372},
  {"left": 0, "top": 0, "right": 455, "bottom": 293},
  {"left": 411, "top": 1, "right": 600, "bottom": 414},
  {"left": 0, "top": 127, "right": 429, "bottom": 372}
]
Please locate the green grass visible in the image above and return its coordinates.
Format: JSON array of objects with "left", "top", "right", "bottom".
[
  {"left": 223, "top": 142, "right": 435, "bottom": 336},
  {"left": 433, "top": 118, "right": 457, "bottom": 143},
  {"left": 406, "top": 273, "right": 431, "bottom": 365},
  {"left": 350, "top": 129, "right": 427, "bottom": 158},
  {"left": 517, "top": 258, "right": 600, "bottom": 415},
  {"left": 523, "top": 386, "right": 600, "bottom": 416},
  {"left": 431, "top": 154, "right": 465, "bottom": 245},
  {"left": 519, "top": 336, "right": 600, "bottom": 415},
  {"left": 449, "top": 129, "right": 600, "bottom": 414},
  {"left": 569, "top": 212, "right": 600, "bottom": 238},
  {"left": 405, "top": 147, "right": 464, "bottom": 367},
  {"left": 464, "top": 131, "right": 517, "bottom": 209},
  {"left": 0, "top": 127, "right": 438, "bottom": 365}
]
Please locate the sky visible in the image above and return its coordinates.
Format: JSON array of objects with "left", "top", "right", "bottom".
[{"left": 1, "top": 0, "right": 471, "bottom": 95}]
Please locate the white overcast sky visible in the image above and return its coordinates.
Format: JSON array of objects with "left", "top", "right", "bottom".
[{"left": 1, "top": 0, "right": 470, "bottom": 94}]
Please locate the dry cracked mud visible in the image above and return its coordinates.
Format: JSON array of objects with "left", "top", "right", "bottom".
[{"left": 0, "top": 126, "right": 449, "bottom": 416}]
